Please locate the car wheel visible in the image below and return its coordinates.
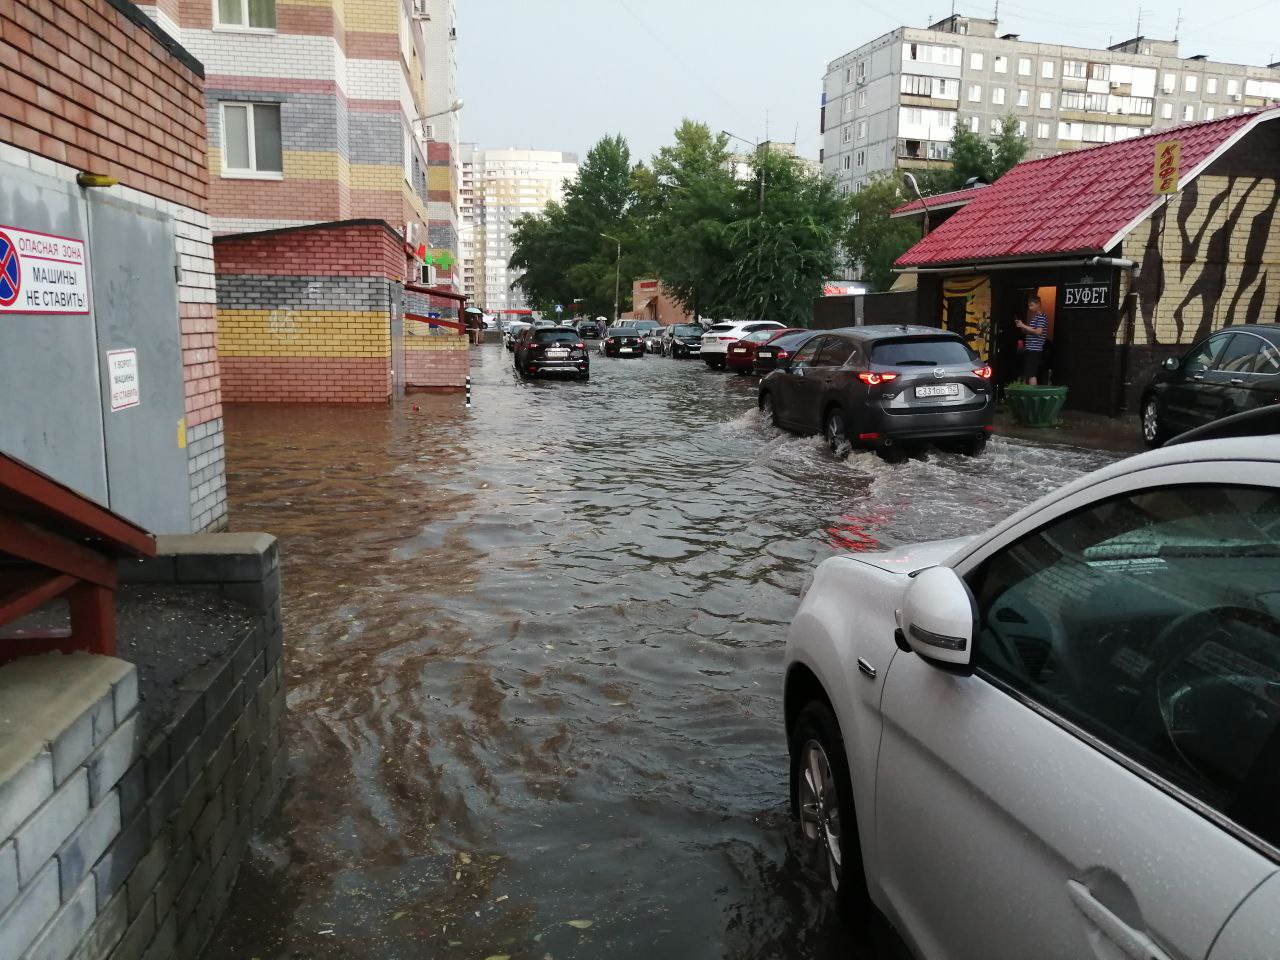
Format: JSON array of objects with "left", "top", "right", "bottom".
[
  {"left": 824, "top": 408, "right": 852, "bottom": 460},
  {"left": 958, "top": 433, "right": 988, "bottom": 457},
  {"left": 790, "top": 701, "right": 868, "bottom": 920},
  {"left": 1141, "top": 396, "right": 1166, "bottom": 447},
  {"left": 759, "top": 392, "right": 779, "bottom": 427},
  {"left": 579, "top": 369, "right": 590, "bottom": 382}
]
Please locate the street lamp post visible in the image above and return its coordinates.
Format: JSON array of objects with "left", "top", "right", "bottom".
[
  {"left": 902, "top": 171, "right": 931, "bottom": 237},
  {"left": 601, "top": 233, "right": 621, "bottom": 326},
  {"left": 413, "top": 98, "right": 464, "bottom": 134}
]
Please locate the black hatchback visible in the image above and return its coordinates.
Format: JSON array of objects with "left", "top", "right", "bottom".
[
  {"left": 754, "top": 330, "right": 817, "bottom": 375},
  {"left": 1140, "top": 323, "right": 1280, "bottom": 446},
  {"left": 758, "top": 326, "right": 993, "bottom": 456}
]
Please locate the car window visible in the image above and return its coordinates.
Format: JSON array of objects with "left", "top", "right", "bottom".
[
  {"left": 790, "top": 338, "right": 827, "bottom": 366},
  {"left": 707, "top": 324, "right": 734, "bottom": 333},
  {"left": 1216, "top": 335, "right": 1263, "bottom": 374},
  {"left": 871, "top": 337, "right": 976, "bottom": 366},
  {"left": 533, "top": 330, "right": 579, "bottom": 344},
  {"left": 1256, "top": 341, "right": 1280, "bottom": 375},
  {"left": 1184, "top": 334, "right": 1230, "bottom": 373},
  {"left": 813, "top": 337, "right": 857, "bottom": 367},
  {"left": 745, "top": 323, "right": 783, "bottom": 333},
  {"left": 743, "top": 330, "right": 776, "bottom": 343},
  {"left": 966, "top": 484, "right": 1280, "bottom": 848}
]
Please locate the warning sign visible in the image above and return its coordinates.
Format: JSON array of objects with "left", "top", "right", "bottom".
[
  {"left": 0, "top": 224, "right": 89, "bottom": 315},
  {"left": 107, "top": 348, "right": 140, "bottom": 411}
]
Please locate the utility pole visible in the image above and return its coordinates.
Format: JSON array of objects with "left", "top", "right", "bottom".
[{"left": 601, "top": 233, "right": 621, "bottom": 325}]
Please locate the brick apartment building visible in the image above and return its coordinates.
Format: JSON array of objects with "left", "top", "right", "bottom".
[
  {"left": 137, "top": 0, "right": 467, "bottom": 400},
  {"left": 0, "top": 0, "right": 227, "bottom": 533}
]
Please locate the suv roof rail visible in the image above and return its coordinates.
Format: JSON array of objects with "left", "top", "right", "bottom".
[{"left": 1164, "top": 405, "right": 1280, "bottom": 446}]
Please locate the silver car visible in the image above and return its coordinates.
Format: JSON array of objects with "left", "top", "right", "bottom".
[{"left": 784, "top": 425, "right": 1280, "bottom": 958}]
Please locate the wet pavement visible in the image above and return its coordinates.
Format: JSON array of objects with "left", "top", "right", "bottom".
[{"left": 205, "top": 344, "right": 1123, "bottom": 960}]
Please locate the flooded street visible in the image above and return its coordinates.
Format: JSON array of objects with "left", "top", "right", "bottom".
[{"left": 206, "top": 344, "right": 1119, "bottom": 960}]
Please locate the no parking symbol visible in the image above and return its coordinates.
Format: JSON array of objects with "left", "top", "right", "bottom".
[
  {"left": 0, "top": 224, "right": 89, "bottom": 315},
  {"left": 0, "top": 231, "right": 19, "bottom": 307}
]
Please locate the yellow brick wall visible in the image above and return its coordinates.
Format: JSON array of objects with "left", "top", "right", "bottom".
[
  {"left": 218, "top": 310, "right": 391, "bottom": 357},
  {"left": 344, "top": 0, "right": 397, "bottom": 32}
]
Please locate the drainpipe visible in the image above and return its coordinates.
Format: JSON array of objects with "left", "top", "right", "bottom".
[{"left": 1092, "top": 257, "right": 1143, "bottom": 417}]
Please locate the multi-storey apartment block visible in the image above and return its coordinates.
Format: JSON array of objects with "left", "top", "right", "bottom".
[
  {"left": 822, "top": 14, "right": 1280, "bottom": 193},
  {"left": 423, "top": 0, "right": 460, "bottom": 291},
  {"left": 458, "top": 142, "right": 481, "bottom": 303}
]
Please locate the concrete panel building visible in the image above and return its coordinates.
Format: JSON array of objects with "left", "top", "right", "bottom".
[{"left": 823, "top": 14, "right": 1280, "bottom": 195}]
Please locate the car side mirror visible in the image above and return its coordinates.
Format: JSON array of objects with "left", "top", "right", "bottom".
[
  {"left": 1162, "top": 357, "right": 1180, "bottom": 371},
  {"left": 897, "top": 567, "right": 977, "bottom": 672}
]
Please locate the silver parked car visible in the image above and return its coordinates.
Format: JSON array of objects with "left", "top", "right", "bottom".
[{"left": 784, "top": 418, "right": 1280, "bottom": 959}]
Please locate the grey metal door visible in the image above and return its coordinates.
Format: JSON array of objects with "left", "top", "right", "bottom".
[
  {"left": 87, "top": 193, "right": 190, "bottom": 532},
  {"left": 0, "top": 162, "right": 109, "bottom": 502}
]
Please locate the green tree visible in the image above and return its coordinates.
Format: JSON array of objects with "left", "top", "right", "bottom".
[
  {"left": 841, "top": 173, "right": 921, "bottom": 292},
  {"left": 941, "top": 115, "right": 1029, "bottom": 188},
  {"left": 719, "top": 149, "right": 847, "bottom": 323},
  {"left": 991, "top": 115, "right": 1029, "bottom": 179}
]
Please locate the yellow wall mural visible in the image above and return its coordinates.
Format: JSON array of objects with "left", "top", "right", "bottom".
[{"left": 941, "top": 275, "right": 992, "bottom": 352}]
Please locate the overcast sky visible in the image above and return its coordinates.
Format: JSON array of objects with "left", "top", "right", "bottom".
[{"left": 456, "top": 0, "right": 1280, "bottom": 163}]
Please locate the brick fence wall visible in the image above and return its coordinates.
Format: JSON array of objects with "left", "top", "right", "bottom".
[
  {"left": 214, "top": 220, "right": 406, "bottom": 403},
  {"left": 0, "top": 534, "right": 285, "bottom": 960}
]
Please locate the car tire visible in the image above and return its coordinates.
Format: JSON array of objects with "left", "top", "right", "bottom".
[
  {"left": 1141, "top": 396, "right": 1167, "bottom": 447},
  {"left": 958, "top": 433, "right": 988, "bottom": 457},
  {"left": 759, "top": 392, "right": 780, "bottom": 427},
  {"left": 579, "top": 370, "right": 590, "bottom": 382},
  {"left": 790, "top": 701, "right": 869, "bottom": 921},
  {"left": 824, "top": 408, "right": 852, "bottom": 460}
]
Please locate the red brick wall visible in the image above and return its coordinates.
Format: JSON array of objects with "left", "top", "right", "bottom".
[
  {"left": 0, "top": 0, "right": 208, "bottom": 210},
  {"left": 214, "top": 221, "right": 405, "bottom": 278}
]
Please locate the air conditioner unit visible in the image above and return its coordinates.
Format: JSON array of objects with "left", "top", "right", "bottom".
[
  {"left": 405, "top": 222, "right": 419, "bottom": 247},
  {"left": 856, "top": 76, "right": 867, "bottom": 85},
  {"left": 1232, "top": 93, "right": 1243, "bottom": 102}
]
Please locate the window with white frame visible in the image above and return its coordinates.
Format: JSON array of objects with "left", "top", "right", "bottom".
[
  {"left": 844, "top": 95, "right": 854, "bottom": 114},
  {"left": 845, "top": 66, "right": 853, "bottom": 84},
  {"left": 992, "top": 87, "right": 1006, "bottom": 105},
  {"left": 970, "top": 52, "right": 984, "bottom": 70},
  {"left": 1036, "top": 121, "right": 1050, "bottom": 139},
  {"left": 1089, "top": 63, "right": 1109, "bottom": 81},
  {"left": 1161, "top": 101, "right": 1173, "bottom": 119},
  {"left": 403, "top": 125, "right": 411, "bottom": 183},
  {"left": 936, "top": 78, "right": 958, "bottom": 98},
  {"left": 220, "top": 102, "right": 282, "bottom": 176},
  {"left": 842, "top": 154, "right": 852, "bottom": 170},
  {"left": 216, "top": 0, "right": 275, "bottom": 29},
  {"left": 1227, "top": 78, "right": 1239, "bottom": 95},
  {"left": 989, "top": 117, "right": 1001, "bottom": 134},
  {"left": 1205, "top": 106, "right": 1215, "bottom": 120},
  {"left": 856, "top": 150, "right": 865, "bottom": 167},
  {"left": 1206, "top": 77, "right": 1218, "bottom": 94},
  {"left": 858, "top": 89, "right": 867, "bottom": 107},
  {"left": 1162, "top": 73, "right": 1176, "bottom": 93},
  {"left": 1185, "top": 75, "right": 1198, "bottom": 93},
  {"left": 1183, "top": 104, "right": 1194, "bottom": 121},
  {"left": 1039, "top": 91, "right": 1053, "bottom": 110},
  {"left": 1017, "top": 88, "right": 1029, "bottom": 107},
  {"left": 843, "top": 124, "right": 853, "bottom": 143},
  {"left": 856, "top": 119, "right": 867, "bottom": 140},
  {"left": 994, "top": 55, "right": 1007, "bottom": 73},
  {"left": 1018, "top": 57, "right": 1031, "bottom": 76},
  {"left": 1017, "top": 120, "right": 1027, "bottom": 135},
  {"left": 1063, "top": 60, "right": 1086, "bottom": 79},
  {"left": 856, "top": 60, "right": 867, "bottom": 82},
  {"left": 968, "top": 84, "right": 982, "bottom": 102},
  {"left": 1042, "top": 60, "right": 1055, "bottom": 79},
  {"left": 968, "top": 115, "right": 979, "bottom": 131}
]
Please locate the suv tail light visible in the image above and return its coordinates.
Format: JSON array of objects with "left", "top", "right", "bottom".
[
  {"left": 574, "top": 342, "right": 585, "bottom": 349},
  {"left": 973, "top": 365, "right": 993, "bottom": 379},
  {"left": 857, "top": 372, "right": 899, "bottom": 385}
]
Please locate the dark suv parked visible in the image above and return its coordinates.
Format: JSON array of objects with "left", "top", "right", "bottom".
[
  {"left": 1140, "top": 323, "right": 1280, "bottom": 446},
  {"left": 758, "top": 326, "right": 993, "bottom": 457},
  {"left": 514, "top": 326, "right": 590, "bottom": 380},
  {"left": 662, "top": 323, "right": 706, "bottom": 358}
]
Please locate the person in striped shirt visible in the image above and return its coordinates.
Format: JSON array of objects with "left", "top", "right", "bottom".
[{"left": 1014, "top": 295, "right": 1049, "bottom": 385}]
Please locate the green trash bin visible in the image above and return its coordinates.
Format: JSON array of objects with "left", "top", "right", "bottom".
[{"left": 1005, "top": 384, "right": 1069, "bottom": 427}]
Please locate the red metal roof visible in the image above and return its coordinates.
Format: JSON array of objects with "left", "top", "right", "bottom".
[
  {"left": 895, "top": 110, "right": 1277, "bottom": 267},
  {"left": 891, "top": 185, "right": 987, "bottom": 218}
]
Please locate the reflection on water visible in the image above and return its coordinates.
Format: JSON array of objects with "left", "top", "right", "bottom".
[{"left": 205, "top": 346, "right": 1116, "bottom": 960}]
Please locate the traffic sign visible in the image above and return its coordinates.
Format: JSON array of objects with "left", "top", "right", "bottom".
[{"left": 0, "top": 232, "right": 20, "bottom": 307}]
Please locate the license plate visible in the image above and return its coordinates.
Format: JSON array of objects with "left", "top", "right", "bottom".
[
  {"left": 546, "top": 349, "right": 568, "bottom": 358},
  {"left": 731, "top": 347, "right": 746, "bottom": 353},
  {"left": 619, "top": 348, "right": 633, "bottom": 353},
  {"left": 915, "top": 383, "right": 960, "bottom": 398}
]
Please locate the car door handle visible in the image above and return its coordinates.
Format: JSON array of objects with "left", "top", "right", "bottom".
[
  {"left": 1231, "top": 378, "right": 1245, "bottom": 385},
  {"left": 857, "top": 657, "right": 877, "bottom": 679},
  {"left": 1066, "top": 880, "right": 1172, "bottom": 960},
  {"left": 1193, "top": 373, "right": 1206, "bottom": 380}
]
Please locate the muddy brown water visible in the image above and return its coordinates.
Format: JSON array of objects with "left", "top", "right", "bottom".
[{"left": 205, "top": 344, "right": 1117, "bottom": 960}]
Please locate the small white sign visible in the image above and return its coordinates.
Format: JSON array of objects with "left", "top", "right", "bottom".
[
  {"left": 0, "top": 224, "right": 89, "bottom": 315},
  {"left": 107, "top": 349, "right": 140, "bottom": 411}
]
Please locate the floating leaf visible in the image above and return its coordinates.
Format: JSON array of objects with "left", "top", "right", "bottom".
[
  {"left": 391, "top": 911, "right": 407, "bottom": 921},
  {"left": 483, "top": 955, "right": 511, "bottom": 960},
  {"left": 459, "top": 853, "right": 472, "bottom": 865},
  {"left": 565, "top": 919, "right": 593, "bottom": 929}
]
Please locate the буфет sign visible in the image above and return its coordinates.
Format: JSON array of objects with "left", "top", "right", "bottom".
[
  {"left": 1063, "top": 282, "right": 1110, "bottom": 309},
  {"left": 0, "top": 225, "right": 89, "bottom": 315}
]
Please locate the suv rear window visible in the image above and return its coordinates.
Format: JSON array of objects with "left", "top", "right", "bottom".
[
  {"left": 534, "top": 330, "right": 578, "bottom": 343},
  {"left": 707, "top": 324, "right": 735, "bottom": 333},
  {"left": 871, "top": 337, "right": 976, "bottom": 366}
]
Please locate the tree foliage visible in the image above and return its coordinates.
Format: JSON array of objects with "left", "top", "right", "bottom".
[
  {"left": 841, "top": 174, "right": 921, "bottom": 292},
  {"left": 940, "top": 115, "right": 1029, "bottom": 188}
]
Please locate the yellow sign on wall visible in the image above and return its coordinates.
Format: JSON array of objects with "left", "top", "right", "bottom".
[{"left": 1153, "top": 140, "right": 1181, "bottom": 195}]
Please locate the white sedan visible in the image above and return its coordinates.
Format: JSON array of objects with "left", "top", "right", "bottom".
[
  {"left": 700, "top": 320, "right": 785, "bottom": 368},
  {"left": 784, "top": 421, "right": 1280, "bottom": 959}
]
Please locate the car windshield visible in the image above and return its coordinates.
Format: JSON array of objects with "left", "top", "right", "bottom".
[
  {"left": 533, "top": 330, "right": 579, "bottom": 343},
  {"left": 673, "top": 325, "right": 702, "bottom": 336},
  {"left": 632, "top": 321, "right": 660, "bottom": 331},
  {"left": 871, "top": 337, "right": 976, "bottom": 366},
  {"left": 768, "top": 333, "right": 814, "bottom": 350}
]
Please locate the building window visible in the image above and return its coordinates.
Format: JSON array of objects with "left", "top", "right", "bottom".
[
  {"left": 1063, "top": 60, "right": 1086, "bottom": 79},
  {"left": 902, "top": 74, "right": 931, "bottom": 96},
  {"left": 842, "top": 125, "right": 853, "bottom": 143},
  {"left": 969, "top": 115, "right": 979, "bottom": 131},
  {"left": 1036, "top": 121, "right": 1050, "bottom": 139},
  {"left": 1161, "top": 101, "right": 1173, "bottom": 119},
  {"left": 1039, "top": 91, "right": 1053, "bottom": 110},
  {"left": 856, "top": 119, "right": 867, "bottom": 140},
  {"left": 1042, "top": 60, "right": 1055, "bottom": 79},
  {"left": 1017, "top": 88, "right": 1029, "bottom": 107},
  {"left": 1089, "top": 63, "right": 1109, "bottom": 81},
  {"left": 968, "top": 84, "right": 982, "bottom": 102},
  {"left": 1206, "top": 77, "right": 1218, "bottom": 94},
  {"left": 992, "top": 87, "right": 1006, "bottom": 105},
  {"left": 936, "top": 78, "right": 957, "bottom": 98},
  {"left": 994, "top": 55, "right": 1008, "bottom": 73},
  {"left": 842, "top": 154, "right": 852, "bottom": 170},
  {"left": 989, "top": 117, "right": 1001, "bottom": 135},
  {"left": 215, "top": 0, "right": 275, "bottom": 29},
  {"left": 403, "top": 126, "right": 412, "bottom": 183},
  {"left": 844, "top": 95, "right": 854, "bottom": 114},
  {"left": 1017, "top": 120, "right": 1027, "bottom": 135},
  {"left": 220, "top": 102, "right": 283, "bottom": 176},
  {"left": 856, "top": 150, "right": 866, "bottom": 166},
  {"left": 858, "top": 89, "right": 867, "bottom": 108},
  {"left": 1162, "top": 73, "right": 1176, "bottom": 93},
  {"left": 856, "top": 60, "right": 867, "bottom": 82},
  {"left": 970, "top": 52, "right": 984, "bottom": 70},
  {"left": 1185, "top": 75, "right": 1198, "bottom": 93},
  {"left": 1227, "top": 78, "right": 1239, "bottom": 96},
  {"left": 845, "top": 66, "right": 853, "bottom": 84},
  {"left": 1205, "top": 106, "right": 1215, "bottom": 120},
  {"left": 1018, "top": 57, "right": 1031, "bottom": 76},
  {"left": 1183, "top": 104, "right": 1194, "bottom": 121}
]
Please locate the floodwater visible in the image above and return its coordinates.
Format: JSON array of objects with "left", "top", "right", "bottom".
[{"left": 206, "top": 343, "right": 1119, "bottom": 960}]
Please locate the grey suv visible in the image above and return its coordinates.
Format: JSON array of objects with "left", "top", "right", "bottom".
[{"left": 758, "top": 325, "right": 993, "bottom": 457}]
